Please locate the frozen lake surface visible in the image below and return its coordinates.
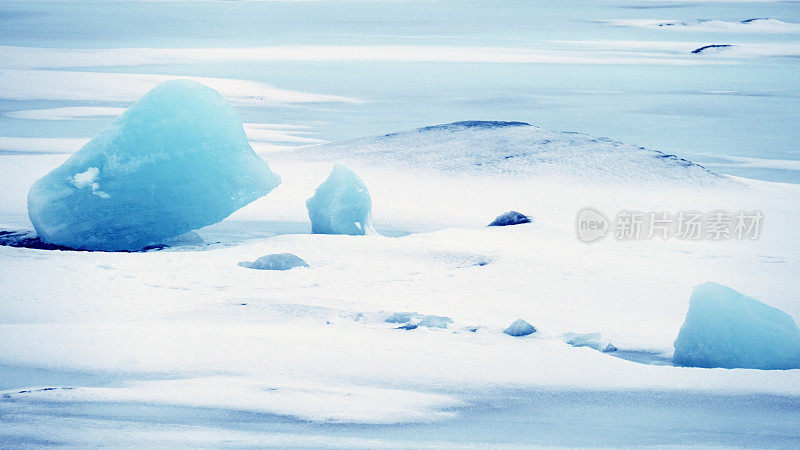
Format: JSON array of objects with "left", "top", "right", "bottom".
[{"left": 0, "top": 0, "right": 798, "bottom": 182}]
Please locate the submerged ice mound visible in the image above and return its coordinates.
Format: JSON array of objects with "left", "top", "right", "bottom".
[
  {"left": 239, "top": 253, "right": 309, "bottom": 271},
  {"left": 297, "top": 121, "right": 725, "bottom": 184},
  {"left": 306, "top": 163, "right": 375, "bottom": 236},
  {"left": 27, "top": 79, "right": 281, "bottom": 251},
  {"left": 503, "top": 319, "right": 537, "bottom": 337},
  {"left": 673, "top": 282, "right": 800, "bottom": 370}
]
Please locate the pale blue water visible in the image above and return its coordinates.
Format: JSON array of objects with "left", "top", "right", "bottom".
[{"left": 0, "top": 0, "right": 798, "bottom": 182}]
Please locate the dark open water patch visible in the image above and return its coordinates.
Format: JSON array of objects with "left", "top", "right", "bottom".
[
  {"left": 0, "top": 230, "right": 79, "bottom": 251},
  {"left": 692, "top": 44, "right": 734, "bottom": 54},
  {"left": 0, "top": 229, "right": 166, "bottom": 252}
]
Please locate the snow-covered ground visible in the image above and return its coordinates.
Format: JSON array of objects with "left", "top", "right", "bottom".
[
  {"left": 1, "top": 0, "right": 799, "bottom": 447},
  {"left": 2, "top": 123, "right": 800, "bottom": 446}
]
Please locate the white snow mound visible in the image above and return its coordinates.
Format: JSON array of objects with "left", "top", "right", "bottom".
[{"left": 293, "top": 121, "right": 726, "bottom": 184}]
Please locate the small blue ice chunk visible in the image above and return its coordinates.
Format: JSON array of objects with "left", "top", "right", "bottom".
[
  {"left": 418, "top": 315, "right": 453, "bottom": 329},
  {"left": 673, "top": 282, "right": 800, "bottom": 369},
  {"left": 306, "top": 163, "right": 375, "bottom": 236},
  {"left": 488, "top": 211, "right": 531, "bottom": 227},
  {"left": 504, "top": 319, "right": 537, "bottom": 337},
  {"left": 27, "top": 79, "right": 280, "bottom": 251},
  {"left": 239, "top": 253, "right": 309, "bottom": 271},
  {"left": 397, "top": 323, "right": 418, "bottom": 330},
  {"left": 603, "top": 343, "right": 618, "bottom": 353}
]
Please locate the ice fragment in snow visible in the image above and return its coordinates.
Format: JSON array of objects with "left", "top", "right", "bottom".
[
  {"left": 488, "top": 211, "right": 531, "bottom": 227},
  {"left": 239, "top": 253, "right": 309, "bottom": 271},
  {"left": 27, "top": 79, "right": 280, "bottom": 251},
  {"left": 563, "top": 332, "right": 617, "bottom": 352},
  {"left": 504, "top": 319, "right": 537, "bottom": 337},
  {"left": 385, "top": 312, "right": 420, "bottom": 324},
  {"left": 386, "top": 312, "right": 452, "bottom": 329},
  {"left": 397, "top": 323, "right": 418, "bottom": 330},
  {"left": 673, "top": 282, "right": 800, "bottom": 369},
  {"left": 306, "top": 163, "right": 375, "bottom": 236},
  {"left": 418, "top": 315, "right": 453, "bottom": 329}
]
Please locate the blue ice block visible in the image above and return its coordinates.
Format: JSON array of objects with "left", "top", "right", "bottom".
[
  {"left": 673, "top": 282, "right": 800, "bottom": 369},
  {"left": 27, "top": 79, "right": 280, "bottom": 251},
  {"left": 306, "top": 163, "right": 374, "bottom": 236}
]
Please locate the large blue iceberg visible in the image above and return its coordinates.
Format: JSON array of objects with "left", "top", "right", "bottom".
[
  {"left": 306, "top": 163, "right": 374, "bottom": 235},
  {"left": 673, "top": 282, "right": 800, "bottom": 369},
  {"left": 27, "top": 80, "right": 280, "bottom": 251}
]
